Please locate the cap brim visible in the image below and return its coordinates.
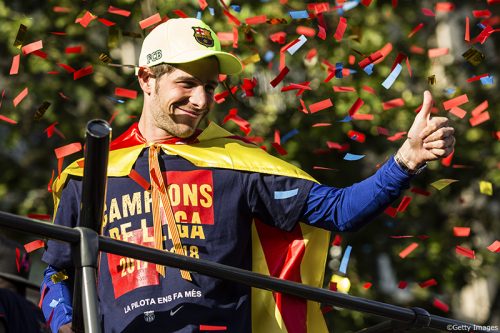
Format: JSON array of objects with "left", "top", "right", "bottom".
[
  {"left": 0, "top": 272, "right": 40, "bottom": 290},
  {"left": 166, "top": 50, "right": 243, "bottom": 75}
]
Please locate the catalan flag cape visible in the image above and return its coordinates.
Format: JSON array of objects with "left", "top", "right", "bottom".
[{"left": 52, "top": 122, "right": 330, "bottom": 333}]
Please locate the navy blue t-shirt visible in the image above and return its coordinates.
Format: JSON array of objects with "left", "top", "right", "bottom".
[
  {"left": 42, "top": 147, "right": 313, "bottom": 332},
  {"left": 0, "top": 288, "right": 47, "bottom": 333}
]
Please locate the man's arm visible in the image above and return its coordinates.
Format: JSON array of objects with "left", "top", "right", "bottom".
[
  {"left": 40, "top": 266, "right": 73, "bottom": 332},
  {"left": 302, "top": 91, "right": 454, "bottom": 231}
]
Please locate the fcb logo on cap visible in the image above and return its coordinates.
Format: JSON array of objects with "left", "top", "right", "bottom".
[{"left": 192, "top": 27, "right": 214, "bottom": 47}]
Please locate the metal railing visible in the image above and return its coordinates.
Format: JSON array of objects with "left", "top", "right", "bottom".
[{"left": 1, "top": 120, "right": 497, "bottom": 333}]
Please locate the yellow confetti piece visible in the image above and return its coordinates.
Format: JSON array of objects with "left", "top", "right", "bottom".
[
  {"left": 14, "top": 24, "right": 27, "bottom": 49},
  {"left": 241, "top": 53, "right": 261, "bottom": 66},
  {"left": 427, "top": 74, "right": 436, "bottom": 85},
  {"left": 34, "top": 101, "right": 51, "bottom": 120},
  {"left": 98, "top": 53, "right": 112, "bottom": 64},
  {"left": 430, "top": 179, "right": 459, "bottom": 190},
  {"left": 462, "top": 47, "right": 485, "bottom": 66},
  {"left": 50, "top": 270, "right": 69, "bottom": 284},
  {"left": 479, "top": 181, "right": 493, "bottom": 196}
]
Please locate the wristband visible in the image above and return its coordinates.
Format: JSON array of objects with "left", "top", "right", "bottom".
[{"left": 394, "top": 153, "right": 427, "bottom": 175}]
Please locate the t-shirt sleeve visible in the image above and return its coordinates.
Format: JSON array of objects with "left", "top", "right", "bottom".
[
  {"left": 244, "top": 172, "right": 314, "bottom": 231},
  {"left": 42, "top": 178, "right": 82, "bottom": 270}
]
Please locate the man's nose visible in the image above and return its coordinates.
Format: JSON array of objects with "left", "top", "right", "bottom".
[{"left": 189, "top": 86, "right": 210, "bottom": 110}]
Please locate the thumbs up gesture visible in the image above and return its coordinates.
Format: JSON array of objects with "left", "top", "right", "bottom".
[{"left": 395, "top": 90, "right": 455, "bottom": 171}]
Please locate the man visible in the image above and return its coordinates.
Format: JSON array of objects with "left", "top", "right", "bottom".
[
  {"left": 40, "top": 18, "right": 455, "bottom": 333},
  {"left": 0, "top": 235, "right": 47, "bottom": 333}
]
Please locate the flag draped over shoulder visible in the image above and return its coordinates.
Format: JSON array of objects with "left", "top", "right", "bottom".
[{"left": 51, "top": 122, "right": 330, "bottom": 333}]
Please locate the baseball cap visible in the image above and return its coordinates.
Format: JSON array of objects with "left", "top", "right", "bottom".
[
  {"left": 138, "top": 18, "right": 242, "bottom": 75},
  {"left": 0, "top": 235, "right": 39, "bottom": 291}
]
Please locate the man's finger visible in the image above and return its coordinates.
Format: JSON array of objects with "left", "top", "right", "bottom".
[
  {"left": 419, "top": 117, "right": 449, "bottom": 140},
  {"left": 423, "top": 127, "right": 454, "bottom": 143},
  {"left": 416, "top": 90, "right": 433, "bottom": 122}
]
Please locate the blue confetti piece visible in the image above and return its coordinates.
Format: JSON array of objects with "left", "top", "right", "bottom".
[
  {"left": 289, "top": 10, "right": 309, "bottom": 19},
  {"left": 444, "top": 87, "right": 456, "bottom": 95},
  {"left": 208, "top": 7, "right": 215, "bottom": 15},
  {"left": 281, "top": 129, "right": 299, "bottom": 144},
  {"left": 344, "top": 153, "right": 365, "bottom": 161},
  {"left": 196, "top": 11, "right": 202, "bottom": 20},
  {"left": 264, "top": 50, "right": 275, "bottom": 62},
  {"left": 477, "top": 23, "right": 486, "bottom": 29},
  {"left": 381, "top": 63, "right": 402, "bottom": 89},
  {"left": 230, "top": 5, "right": 241, "bottom": 12},
  {"left": 480, "top": 75, "right": 493, "bottom": 85},
  {"left": 338, "top": 116, "right": 352, "bottom": 122},
  {"left": 348, "top": 69, "right": 357, "bottom": 74},
  {"left": 335, "top": 62, "right": 343, "bottom": 78},
  {"left": 339, "top": 245, "right": 352, "bottom": 274},
  {"left": 287, "top": 35, "right": 308, "bottom": 55},
  {"left": 363, "top": 63, "right": 374, "bottom": 75},
  {"left": 274, "top": 189, "right": 299, "bottom": 200},
  {"left": 107, "top": 96, "right": 124, "bottom": 104},
  {"left": 343, "top": 0, "right": 361, "bottom": 12}
]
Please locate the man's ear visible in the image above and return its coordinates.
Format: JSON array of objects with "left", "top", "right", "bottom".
[{"left": 138, "top": 67, "right": 153, "bottom": 94}]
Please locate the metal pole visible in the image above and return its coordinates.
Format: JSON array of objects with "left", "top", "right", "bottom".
[
  {"left": 0, "top": 211, "right": 497, "bottom": 333},
  {"left": 72, "top": 119, "right": 111, "bottom": 333}
]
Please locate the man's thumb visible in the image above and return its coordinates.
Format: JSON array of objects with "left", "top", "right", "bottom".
[{"left": 416, "top": 90, "right": 433, "bottom": 122}]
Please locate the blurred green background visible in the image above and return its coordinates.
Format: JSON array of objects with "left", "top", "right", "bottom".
[{"left": 0, "top": 0, "right": 498, "bottom": 331}]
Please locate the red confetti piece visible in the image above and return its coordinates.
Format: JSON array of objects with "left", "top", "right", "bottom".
[
  {"left": 433, "top": 298, "right": 449, "bottom": 312},
  {"left": 361, "top": 0, "right": 373, "bottom": 6},
  {"left": 198, "top": 0, "right": 208, "bottom": 10},
  {"left": 21, "top": 40, "right": 43, "bottom": 55},
  {"left": 98, "top": 18, "right": 116, "bottom": 27},
  {"left": 382, "top": 98, "right": 404, "bottom": 110},
  {"left": 421, "top": 8, "right": 435, "bottom": 16},
  {"left": 487, "top": 240, "right": 500, "bottom": 253},
  {"left": 24, "top": 240, "right": 45, "bottom": 253},
  {"left": 73, "top": 65, "right": 93, "bottom": 80},
  {"left": 309, "top": 98, "right": 333, "bottom": 113},
  {"left": 0, "top": 115, "right": 17, "bottom": 124},
  {"left": 384, "top": 206, "right": 398, "bottom": 218},
  {"left": 313, "top": 165, "right": 338, "bottom": 171},
  {"left": 246, "top": 15, "right": 267, "bottom": 25},
  {"left": 456, "top": 245, "right": 475, "bottom": 259},
  {"left": 441, "top": 150, "right": 454, "bottom": 167},
  {"left": 47, "top": 170, "right": 55, "bottom": 192},
  {"left": 115, "top": 88, "right": 138, "bottom": 99},
  {"left": 398, "top": 281, "right": 408, "bottom": 289},
  {"left": 358, "top": 51, "right": 383, "bottom": 69},
  {"left": 65, "top": 45, "right": 83, "bottom": 54},
  {"left": 128, "top": 169, "right": 150, "bottom": 191},
  {"left": 199, "top": 325, "right": 227, "bottom": 331},
  {"left": 32, "top": 50, "right": 48, "bottom": 59},
  {"left": 467, "top": 73, "right": 489, "bottom": 82},
  {"left": 363, "top": 282, "right": 372, "bottom": 289},
  {"left": 449, "top": 107, "right": 467, "bottom": 119},
  {"left": 53, "top": 6, "right": 71, "bottom": 13},
  {"left": 108, "top": 5, "right": 131, "bottom": 17},
  {"left": 428, "top": 48, "right": 449, "bottom": 58},
  {"left": 312, "top": 123, "right": 331, "bottom": 127},
  {"left": 473, "top": 10, "right": 491, "bottom": 18},
  {"left": 469, "top": 112, "right": 490, "bottom": 126},
  {"left": 347, "top": 97, "right": 364, "bottom": 116},
  {"left": 10, "top": 55, "right": 20, "bottom": 75},
  {"left": 408, "top": 23, "right": 424, "bottom": 38},
  {"left": 223, "top": 9, "right": 241, "bottom": 26},
  {"left": 54, "top": 142, "right": 82, "bottom": 159},
  {"left": 410, "top": 45, "right": 425, "bottom": 54},
  {"left": 471, "top": 100, "right": 488, "bottom": 117},
  {"left": 362, "top": 85, "right": 376, "bottom": 94},
  {"left": 326, "top": 141, "right": 349, "bottom": 151},
  {"left": 473, "top": 25, "right": 495, "bottom": 44},
  {"left": 27, "top": 214, "right": 51, "bottom": 221},
  {"left": 270, "top": 66, "right": 289, "bottom": 87},
  {"left": 332, "top": 234, "right": 342, "bottom": 246},
  {"left": 348, "top": 130, "right": 365, "bottom": 143},
  {"left": 397, "top": 196, "right": 412, "bottom": 212},
  {"left": 443, "top": 94, "right": 468, "bottom": 110},
  {"left": 352, "top": 113, "right": 374, "bottom": 121},
  {"left": 333, "top": 17, "right": 347, "bottom": 42},
  {"left": 271, "top": 142, "right": 287, "bottom": 155},
  {"left": 15, "top": 248, "right": 21, "bottom": 272},
  {"left": 419, "top": 278, "right": 437, "bottom": 288},
  {"left": 465, "top": 16, "right": 470, "bottom": 42},
  {"left": 333, "top": 86, "right": 356, "bottom": 93},
  {"left": 399, "top": 243, "right": 419, "bottom": 259},
  {"left": 453, "top": 227, "right": 470, "bottom": 237},
  {"left": 435, "top": 2, "right": 455, "bottom": 12},
  {"left": 387, "top": 131, "right": 407, "bottom": 142},
  {"left": 269, "top": 32, "right": 286, "bottom": 44},
  {"left": 13, "top": 87, "right": 28, "bottom": 107},
  {"left": 76, "top": 11, "right": 97, "bottom": 28},
  {"left": 411, "top": 187, "right": 431, "bottom": 196},
  {"left": 58, "top": 63, "right": 76, "bottom": 73},
  {"left": 172, "top": 9, "right": 188, "bottom": 18},
  {"left": 296, "top": 26, "right": 316, "bottom": 37},
  {"left": 139, "top": 13, "right": 162, "bottom": 30}
]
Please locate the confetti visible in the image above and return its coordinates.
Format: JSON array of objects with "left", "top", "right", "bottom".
[
  {"left": 309, "top": 98, "right": 333, "bottom": 113},
  {"left": 469, "top": 111, "right": 490, "bottom": 126},
  {"left": 443, "top": 94, "right": 469, "bottom": 110},
  {"left": 9, "top": 55, "right": 20, "bottom": 75},
  {"left": 108, "top": 5, "right": 130, "bottom": 17},
  {"left": 24, "top": 240, "right": 45, "bottom": 253},
  {"left": 428, "top": 48, "right": 449, "bottom": 58},
  {"left": 473, "top": 10, "right": 491, "bottom": 18},
  {"left": 73, "top": 65, "right": 93, "bottom": 80},
  {"left": 465, "top": 16, "right": 470, "bottom": 42},
  {"left": 13, "top": 87, "right": 28, "bottom": 107},
  {"left": 462, "top": 47, "right": 485, "bottom": 66},
  {"left": 479, "top": 181, "right": 493, "bottom": 195},
  {"left": 54, "top": 142, "right": 82, "bottom": 159},
  {"left": 0, "top": 115, "right": 17, "bottom": 125},
  {"left": 14, "top": 24, "right": 27, "bottom": 48},
  {"left": 344, "top": 153, "right": 365, "bottom": 161},
  {"left": 433, "top": 298, "right": 449, "bottom": 312},
  {"left": 435, "top": 2, "right": 455, "bottom": 12},
  {"left": 421, "top": 8, "right": 435, "bottom": 16},
  {"left": 348, "top": 130, "right": 365, "bottom": 143},
  {"left": 289, "top": 10, "right": 309, "bottom": 19},
  {"left": 453, "top": 227, "right": 470, "bottom": 237},
  {"left": 363, "top": 282, "right": 372, "bottom": 289},
  {"left": 381, "top": 63, "right": 402, "bottom": 89},
  {"left": 21, "top": 40, "right": 43, "bottom": 55},
  {"left": 397, "top": 196, "right": 412, "bottom": 212},
  {"left": 399, "top": 242, "right": 419, "bottom": 259},
  {"left": 270, "top": 66, "right": 289, "bottom": 87},
  {"left": 487, "top": 240, "right": 500, "bottom": 253},
  {"left": 139, "top": 13, "right": 162, "bottom": 30},
  {"left": 430, "top": 179, "right": 458, "bottom": 190},
  {"left": 65, "top": 45, "right": 83, "bottom": 54},
  {"left": 333, "top": 17, "right": 347, "bottom": 42},
  {"left": 76, "top": 10, "right": 97, "bottom": 28},
  {"left": 245, "top": 15, "right": 267, "bottom": 25},
  {"left": 398, "top": 281, "right": 408, "bottom": 289},
  {"left": 419, "top": 278, "right": 437, "bottom": 288},
  {"left": 34, "top": 101, "right": 51, "bottom": 120},
  {"left": 471, "top": 100, "right": 488, "bottom": 117},
  {"left": 382, "top": 98, "right": 404, "bottom": 110},
  {"left": 128, "top": 169, "right": 150, "bottom": 191},
  {"left": 456, "top": 245, "right": 475, "bottom": 259},
  {"left": 115, "top": 88, "right": 138, "bottom": 99},
  {"left": 287, "top": 35, "right": 307, "bottom": 55},
  {"left": 408, "top": 23, "right": 424, "bottom": 38},
  {"left": 339, "top": 245, "right": 352, "bottom": 274},
  {"left": 50, "top": 271, "right": 69, "bottom": 284}
]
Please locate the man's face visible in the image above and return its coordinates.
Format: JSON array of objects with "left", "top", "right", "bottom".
[{"left": 149, "top": 57, "right": 219, "bottom": 138}]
